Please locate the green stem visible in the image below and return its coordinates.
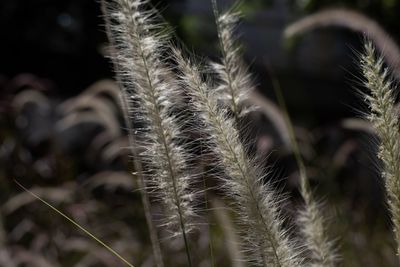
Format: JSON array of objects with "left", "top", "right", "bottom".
[{"left": 15, "top": 180, "right": 136, "bottom": 267}]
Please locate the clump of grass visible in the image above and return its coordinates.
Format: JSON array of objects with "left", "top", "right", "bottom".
[{"left": 16, "top": 0, "right": 400, "bottom": 266}]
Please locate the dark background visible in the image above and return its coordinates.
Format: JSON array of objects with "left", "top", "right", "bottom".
[{"left": 1, "top": 0, "right": 400, "bottom": 122}]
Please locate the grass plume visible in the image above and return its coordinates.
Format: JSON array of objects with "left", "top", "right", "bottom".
[
  {"left": 211, "top": 1, "right": 254, "bottom": 121},
  {"left": 174, "top": 48, "right": 303, "bottom": 267},
  {"left": 100, "top": 1, "right": 164, "bottom": 266},
  {"left": 102, "top": 0, "right": 198, "bottom": 265},
  {"left": 360, "top": 40, "right": 400, "bottom": 260}
]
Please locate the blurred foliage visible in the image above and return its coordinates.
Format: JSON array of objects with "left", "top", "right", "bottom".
[{"left": 291, "top": 0, "right": 400, "bottom": 32}]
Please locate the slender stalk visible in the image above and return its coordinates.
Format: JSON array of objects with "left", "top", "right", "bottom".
[
  {"left": 0, "top": 211, "right": 5, "bottom": 248},
  {"left": 202, "top": 172, "right": 216, "bottom": 267},
  {"left": 268, "top": 66, "right": 336, "bottom": 267},
  {"left": 15, "top": 180, "right": 136, "bottom": 267}
]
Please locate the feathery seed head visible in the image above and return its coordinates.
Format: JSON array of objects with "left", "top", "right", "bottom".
[
  {"left": 361, "top": 40, "right": 400, "bottom": 259},
  {"left": 174, "top": 48, "right": 303, "bottom": 267},
  {"left": 103, "top": 0, "right": 198, "bottom": 241},
  {"left": 212, "top": 9, "right": 255, "bottom": 119}
]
